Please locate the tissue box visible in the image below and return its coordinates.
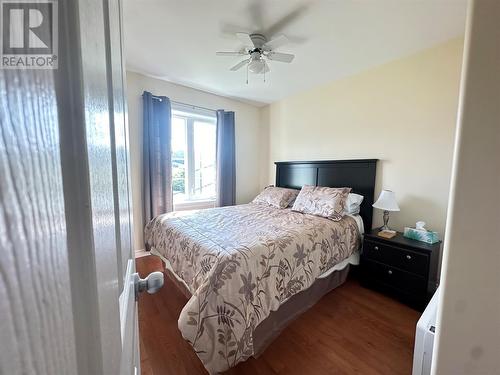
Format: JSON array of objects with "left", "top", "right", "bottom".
[{"left": 404, "top": 227, "right": 440, "bottom": 244}]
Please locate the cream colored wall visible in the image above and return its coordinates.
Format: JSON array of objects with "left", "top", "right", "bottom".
[
  {"left": 262, "top": 38, "right": 464, "bottom": 235},
  {"left": 127, "top": 71, "right": 263, "bottom": 250}
]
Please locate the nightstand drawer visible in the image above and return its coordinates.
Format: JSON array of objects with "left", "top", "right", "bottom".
[
  {"left": 362, "top": 259, "right": 427, "bottom": 295},
  {"left": 363, "top": 240, "right": 429, "bottom": 276}
]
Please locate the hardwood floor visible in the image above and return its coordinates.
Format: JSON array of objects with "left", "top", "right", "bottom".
[{"left": 137, "top": 255, "right": 420, "bottom": 375}]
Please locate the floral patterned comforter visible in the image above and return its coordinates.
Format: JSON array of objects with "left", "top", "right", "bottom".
[{"left": 144, "top": 203, "right": 360, "bottom": 374}]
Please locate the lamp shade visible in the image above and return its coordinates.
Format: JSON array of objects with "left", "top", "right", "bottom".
[{"left": 373, "top": 190, "right": 400, "bottom": 211}]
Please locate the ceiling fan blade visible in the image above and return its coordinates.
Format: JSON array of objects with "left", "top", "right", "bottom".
[
  {"left": 263, "top": 35, "right": 289, "bottom": 50},
  {"left": 236, "top": 32, "right": 254, "bottom": 47},
  {"left": 216, "top": 51, "right": 247, "bottom": 56},
  {"left": 265, "top": 4, "right": 311, "bottom": 37},
  {"left": 248, "top": 0, "right": 264, "bottom": 31},
  {"left": 267, "top": 52, "right": 294, "bottom": 63},
  {"left": 230, "top": 58, "right": 250, "bottom": 71}
]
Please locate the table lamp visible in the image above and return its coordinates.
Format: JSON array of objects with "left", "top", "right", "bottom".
[{"left": 373, "top": 190, "right": 400, "bottom": 231}]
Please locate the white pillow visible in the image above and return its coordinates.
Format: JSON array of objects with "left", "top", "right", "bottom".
[{"left": 345, "top": 193, "right": 364, "bottom": 215}]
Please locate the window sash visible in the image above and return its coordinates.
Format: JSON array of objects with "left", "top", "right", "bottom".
[{"left": 172, "top": 113, "right": 216, "bottom": 203}]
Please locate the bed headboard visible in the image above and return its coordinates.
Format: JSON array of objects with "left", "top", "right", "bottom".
[{"left": 275, "top": 159, "right": 378, "bottom": 231}]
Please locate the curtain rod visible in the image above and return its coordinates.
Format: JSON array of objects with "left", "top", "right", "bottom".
[
  {"left": 172, "top": 100, "right": 217, "bottom": 114},
  {"left": 146, "top": 93, "right": 217, "bottom": 113}
]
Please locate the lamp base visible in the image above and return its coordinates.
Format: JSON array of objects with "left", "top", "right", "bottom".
[
  {"left": 377, "top": 229, "right": 397, "bottom": 239},
  {"left": 379, "top": 210, "right": 392, "bottom": 231}
]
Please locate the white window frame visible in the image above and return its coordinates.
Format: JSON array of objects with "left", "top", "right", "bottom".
[{"left": 171, "top": 104, "right": 217, "bottom": 210}]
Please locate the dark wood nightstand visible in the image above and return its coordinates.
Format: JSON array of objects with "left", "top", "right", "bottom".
[{"left": 360, "top": 229, "right": 441, "bottom": 311}]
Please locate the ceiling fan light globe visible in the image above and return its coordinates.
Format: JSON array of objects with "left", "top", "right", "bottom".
[{"left": 248, "top": 59, "right": 265, "bottom": 74}]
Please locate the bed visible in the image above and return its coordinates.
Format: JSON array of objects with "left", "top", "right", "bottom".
[{"left": 145, "top": 159, "right": 377, "bottom": 374}]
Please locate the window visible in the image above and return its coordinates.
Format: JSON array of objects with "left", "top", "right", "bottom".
[{"left": 171, "top": 105, "right": 217, "bottom": 205}]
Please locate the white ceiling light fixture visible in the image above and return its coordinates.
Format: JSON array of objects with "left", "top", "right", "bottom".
[
  {"left": 216, "top": 32, "right": 294, "bottom": 83},
  {"left": 248, "top": 54, "right": 266, "bottom": 74}
]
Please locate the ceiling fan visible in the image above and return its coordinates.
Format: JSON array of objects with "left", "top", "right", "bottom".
[{"left": 216, "top": 32, "right": 295, "bottom": 82}]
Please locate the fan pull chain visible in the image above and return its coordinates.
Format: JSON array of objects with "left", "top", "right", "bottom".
[{"left": 246, "top": 63, "right": 249, "bottom": 84}]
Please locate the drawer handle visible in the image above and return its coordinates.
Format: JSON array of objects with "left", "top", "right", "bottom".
[
  {"left": 406, "top": 255, "right": 412, "bottom": 260},
  {"left": 374, "top": 246, "right": 379, "bottom": 251},
  {"left": 388, "top": 269, "right": 393, "bottom": 275}
]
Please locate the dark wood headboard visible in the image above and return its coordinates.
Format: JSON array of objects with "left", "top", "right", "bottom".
[{"left": 275, "top": 159, "right": 378, "bottom": 231}]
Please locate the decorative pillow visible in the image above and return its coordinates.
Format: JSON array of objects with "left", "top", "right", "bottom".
[
  {"left": 292, "top": 185, "right": 352, "bottom": 221},
  {"left": 345, "top": 193, "right": 364, "bottom": 215},
  {"left": 252, "top": 186, "right": 300, "bottom": 209}
]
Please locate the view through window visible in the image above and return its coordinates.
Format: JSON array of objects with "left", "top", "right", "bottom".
[{"left": 171, "top": 105, "right": 217, "bottom": 204}]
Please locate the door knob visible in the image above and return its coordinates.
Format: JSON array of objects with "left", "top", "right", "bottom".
[{"left": 134, "top": 272, "right": 164, "bottom": 300}]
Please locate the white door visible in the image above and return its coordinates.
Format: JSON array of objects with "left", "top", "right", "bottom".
[
  {"left": 106, "top": 0, "right": 143, "bottom": 373},
  {"left": 0, "top": 0, "right": 161, "bottom": 374}
]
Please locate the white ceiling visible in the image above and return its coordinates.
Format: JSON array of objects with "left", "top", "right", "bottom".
[{"left": 123, "top": 0, "right": 467, "bottom": 106}]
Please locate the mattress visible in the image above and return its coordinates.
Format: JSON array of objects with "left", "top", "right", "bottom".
[{"left": 145, "top": 203, "right": 361, "bottom": 373}]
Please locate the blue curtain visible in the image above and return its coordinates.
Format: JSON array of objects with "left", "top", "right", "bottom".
[
  {"left": 216, "top": 110, "right": 236, "bottom": 206},
  {"left": 143, "top": 91, "right": 172, "bottom": 229}
]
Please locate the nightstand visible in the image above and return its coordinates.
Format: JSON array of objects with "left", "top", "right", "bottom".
[{"left": 360, "top": 229, "right": 441, "bottom": 311}]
